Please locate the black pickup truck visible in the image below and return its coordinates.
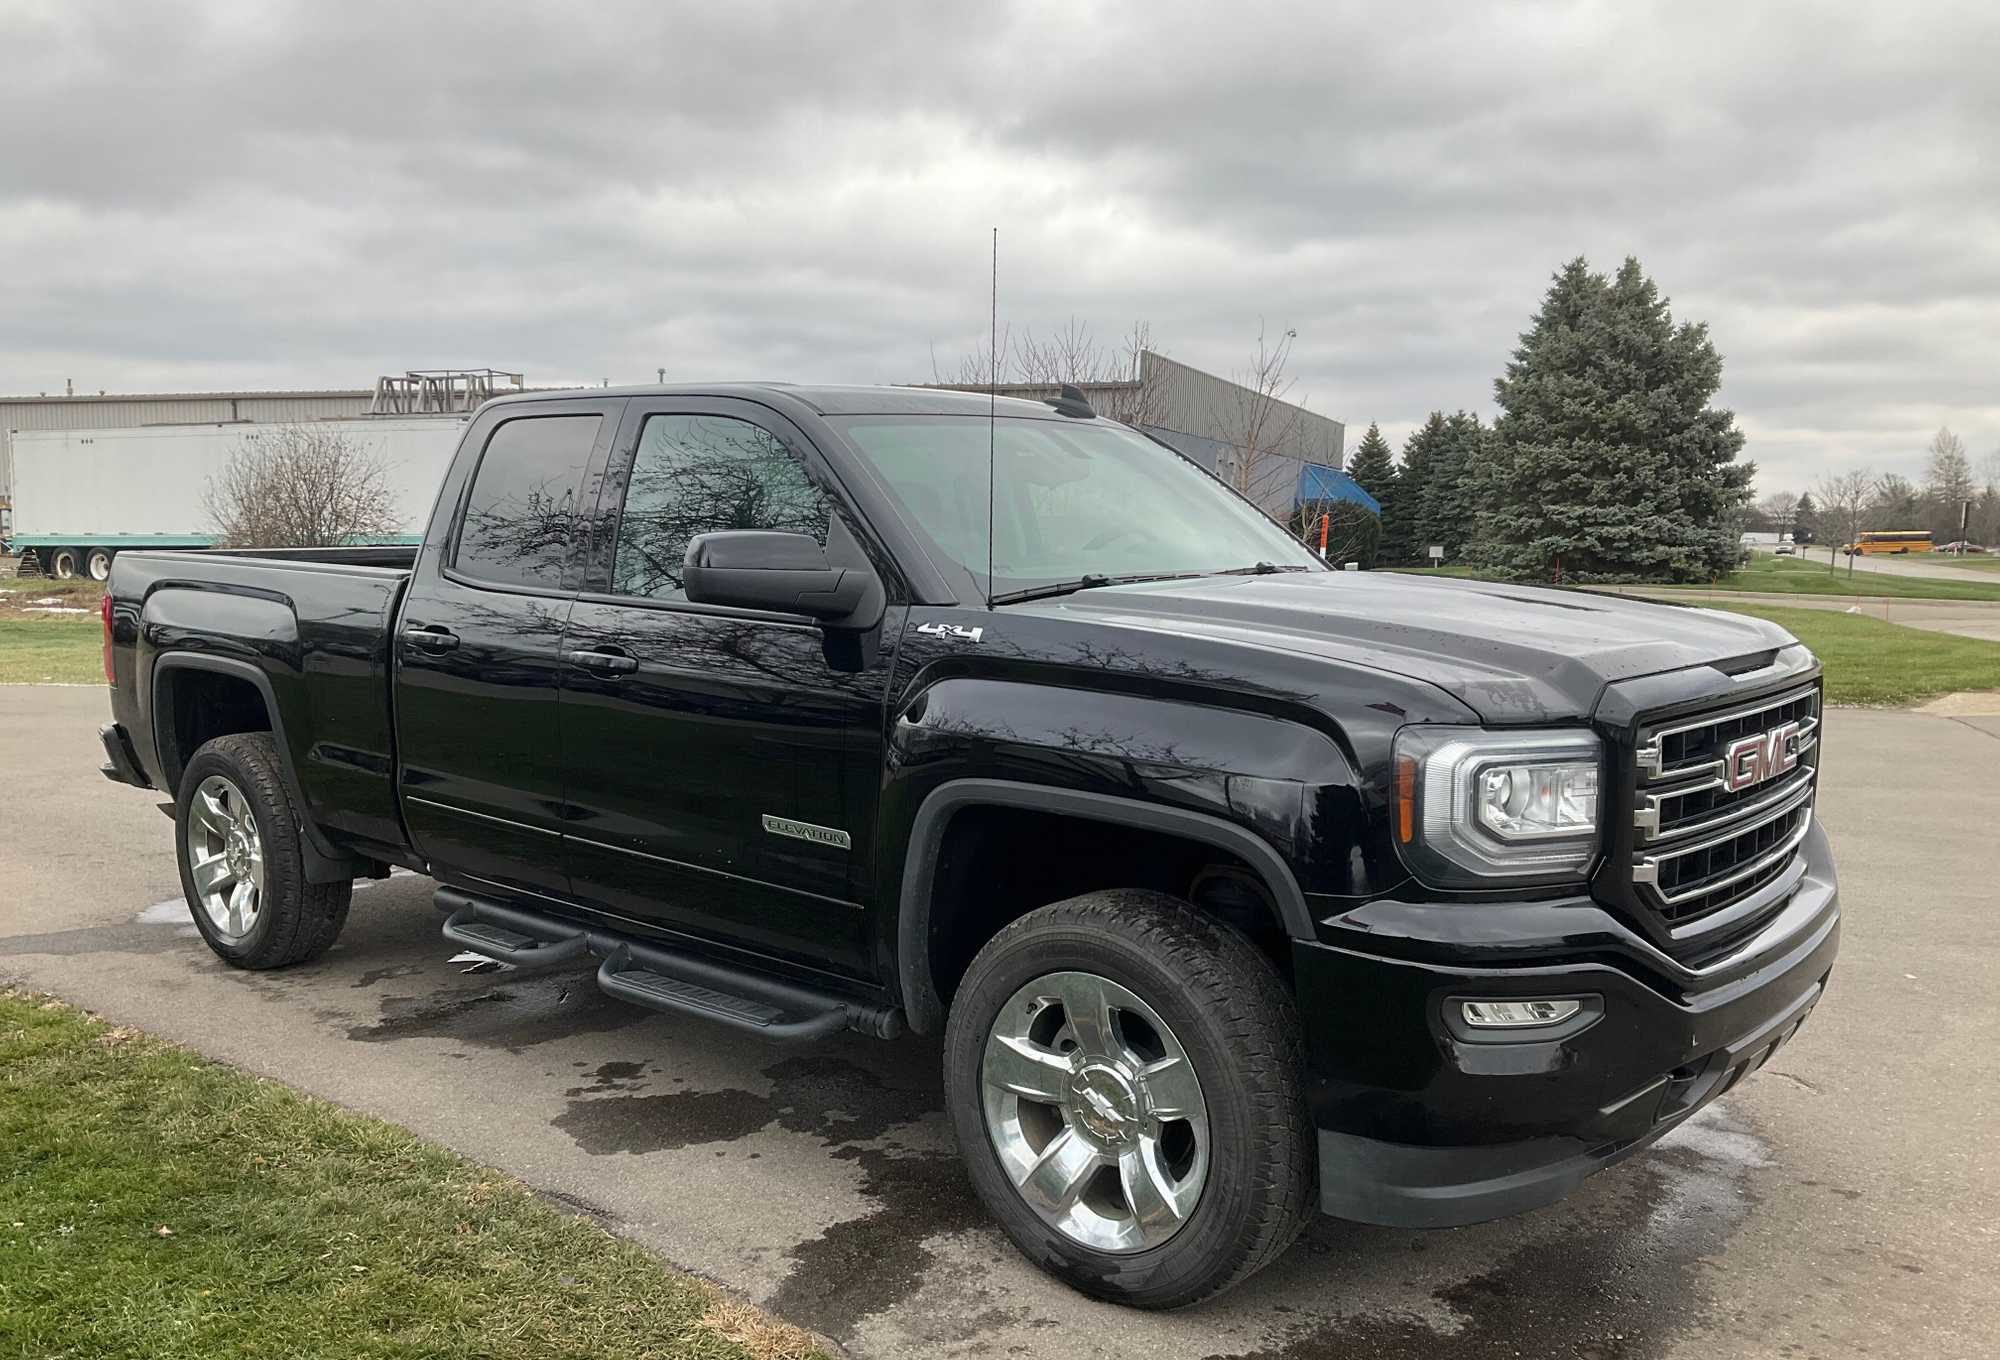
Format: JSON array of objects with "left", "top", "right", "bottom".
[{"left": 98, "top": 384, "right": 1838, "bottom": 1308}]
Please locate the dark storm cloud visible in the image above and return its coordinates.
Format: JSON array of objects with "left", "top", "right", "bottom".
[{"left": 3, "top": 0, "right": 1995, "bottom": 490}]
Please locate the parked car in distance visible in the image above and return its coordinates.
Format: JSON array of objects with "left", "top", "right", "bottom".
[
  {"left": 95, "top": 382, "right": 1840, "bottom": 1309},
  {"left": 1774, "top": 543, "right": 1796, "bottom": 555},
  {"left": 1933, "top": 541, "right": 1987, "bottom": 554}
]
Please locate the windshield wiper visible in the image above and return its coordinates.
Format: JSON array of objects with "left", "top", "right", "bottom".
[
  {"left": 988, "top": 571, "right": 1205, "bottom": 607},
  {"left": 1211, "top": 561, "right": 1312, "bottom": 576}
]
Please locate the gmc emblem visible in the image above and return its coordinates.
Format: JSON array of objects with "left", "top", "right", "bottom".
[{"left": 1722, "top": 721, "right": 1802, "bottom": 792}]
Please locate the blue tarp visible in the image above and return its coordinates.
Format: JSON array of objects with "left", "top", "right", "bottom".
[{"left": 1294, "top": 463, "right": 1380, "bottom": 515}]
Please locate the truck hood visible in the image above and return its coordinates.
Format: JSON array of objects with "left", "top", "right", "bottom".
[{"left": 1016, "top": 571, "right": 1797, "bottom": 723}]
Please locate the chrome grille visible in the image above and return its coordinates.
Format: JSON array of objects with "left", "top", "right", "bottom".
[{"left": 1629, "top": 684, "right": 1820, "bottom": 935}]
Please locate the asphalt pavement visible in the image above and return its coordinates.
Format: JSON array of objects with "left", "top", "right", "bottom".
[
  {"left": 2, "top": 684, "right": 1994, "bottom": 1359},
  {"left": 1758, "top": 546, "right": 2000, "bottom": 585}
]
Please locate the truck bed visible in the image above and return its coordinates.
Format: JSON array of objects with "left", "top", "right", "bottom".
[{"left": 105, "top": 547, "right": 417, "bottom": 865}]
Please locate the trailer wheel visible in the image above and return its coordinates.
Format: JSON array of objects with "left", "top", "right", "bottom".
[
  {"left": 86, "top": 547, "right": 113, "bottom": 581},
  {"left": 47, "top": 547, "right": 79, "bottom": 579}
]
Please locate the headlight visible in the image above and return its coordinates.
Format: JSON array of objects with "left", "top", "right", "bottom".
[{"left": 1392, "top": 727, "right": 1602, "bottom": 887}]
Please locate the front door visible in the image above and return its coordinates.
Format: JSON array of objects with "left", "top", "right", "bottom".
[
  {"left": 558, "top": 400, "right": 894, "bottom": 976},
  {"left": 394, "top": 400, "right": 620, "bottom": 898}
]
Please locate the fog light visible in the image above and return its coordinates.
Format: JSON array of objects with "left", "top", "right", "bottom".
[{"left": 1460, "top": 999, "right": 1582, "bottom": 1029}]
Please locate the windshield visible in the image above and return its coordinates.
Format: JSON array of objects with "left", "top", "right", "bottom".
[{"left": 833, "top": 415, "right": 1320, "bottom": 598}]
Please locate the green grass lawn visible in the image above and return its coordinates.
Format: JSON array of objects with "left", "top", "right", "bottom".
[
  {"left": 1705, "top": 603, "right": 2000, "bottom": 706},
  {"left": 1695, "top": 553, "right": 2000, "bottom": 600},
  {"left": 0, "top": 992, "right": 819, "bottom": 1360},
  {"left": 0, "top": 576, "right": 105, "bottom": 682},
  {"left": 0, "top": 618, "right": 103, "bottom": 683}
]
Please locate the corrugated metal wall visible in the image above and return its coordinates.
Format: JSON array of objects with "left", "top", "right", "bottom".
[
  {"left": 1, "top": 391, "right": 371, "bottom": 501},
  {"left": 1138, "top": 352, "right": 1346, "bottom": 520}
]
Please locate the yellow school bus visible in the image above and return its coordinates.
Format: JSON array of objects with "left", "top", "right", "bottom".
[{"left": 1842, "top": 530, "right": 1933, "bottom": 556}]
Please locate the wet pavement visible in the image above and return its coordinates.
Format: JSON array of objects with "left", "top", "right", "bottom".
[{"left": 2, "top": 685, "right": 1994, "bottom": 1358}]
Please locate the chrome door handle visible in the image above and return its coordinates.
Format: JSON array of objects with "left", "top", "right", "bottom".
[
  {"left": 568, "top": 649, "right": 637, "bottom": 675},
  {"left": 402, "top": 625, "right": 459, "bottom": 652}
]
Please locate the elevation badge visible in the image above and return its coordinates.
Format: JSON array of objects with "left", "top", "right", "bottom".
[{"left": 761, "top": 814, "right": 853, "bottom": 850}]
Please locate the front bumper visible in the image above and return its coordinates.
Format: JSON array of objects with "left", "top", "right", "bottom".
[{"left": 1297, "top": 818, "right": 1839, "bottom": 1228}]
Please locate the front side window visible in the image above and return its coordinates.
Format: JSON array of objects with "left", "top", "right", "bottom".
[
  {"left": 454, "top": 414, "right": 601, "bottom": 589},
  {"left": 834, "top": 415, "right": 1320, "bottom": 596},
  {"left": 611, "top": 414, "right": 831, "bottom": 601}
]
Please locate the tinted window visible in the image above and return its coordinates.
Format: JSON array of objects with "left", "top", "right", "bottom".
[
  {"left": 453, "top": 415, "right": 601, "bottom": 588},
  {"left": 611, "top": 414, "right": 830, "bottom": 601}
]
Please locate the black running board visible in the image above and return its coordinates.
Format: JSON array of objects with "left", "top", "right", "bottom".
[{"left": 434, "top": 888, "right": 902, "bottom": 1042}]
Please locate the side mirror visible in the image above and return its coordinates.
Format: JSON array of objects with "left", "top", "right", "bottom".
[{"left": 683, "top": 530, "right": 882, "bottom": 628}]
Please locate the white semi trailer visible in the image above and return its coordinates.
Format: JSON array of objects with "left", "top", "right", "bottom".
[{"left": 10, "top": 417, "right": 465, "bottom": 579}]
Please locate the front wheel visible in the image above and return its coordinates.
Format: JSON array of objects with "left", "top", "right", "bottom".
[
  {"left": 175, "top": 732, "right": 352, "bottom": 969},
  {"left": 943, "top": 890, "right": 1313, "bottom": 1309}
]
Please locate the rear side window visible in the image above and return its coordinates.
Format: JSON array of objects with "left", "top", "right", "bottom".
[
  {"left": 453, "top": 415, "right": 601, "bottom": 589},
  {"left": 610, "top": 414, "right": 830, "bottom": 602}
]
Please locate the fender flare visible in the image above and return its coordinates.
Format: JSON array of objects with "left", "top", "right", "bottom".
[
  {"left": 895, "top": 778, "right": 1314, "bottom": 1035},
  {"left": 150, "top": 653, "right": 368, "bottom": 883}
]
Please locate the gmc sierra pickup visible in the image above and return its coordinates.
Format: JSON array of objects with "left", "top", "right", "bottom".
[{"left": 98, "top": 383, "right": 1838, "bottom": 1308}]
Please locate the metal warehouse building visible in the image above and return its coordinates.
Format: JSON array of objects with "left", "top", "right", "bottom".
[{"left": 927, "top": 350, "right": 1372, "bottom": 522}]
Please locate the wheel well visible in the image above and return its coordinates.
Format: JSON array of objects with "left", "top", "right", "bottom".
[
  {"left": 158, "top": 667, "right": 272, "bottom": 791},
  {"left": 925, "top": 805, "right": 1291, "bottom": 1010}
]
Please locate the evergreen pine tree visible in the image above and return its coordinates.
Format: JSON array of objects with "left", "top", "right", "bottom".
[
  {"left": 1792, "top": 490, "right": 1818, "bottom": 545},
  {"left": 1475, "top": 256, "right": 1752, "bottom": 581},
  {"left": 1345, "top": 423, "right": 1398, "bottom": 563},
  {"left": 1426, "top": 411, "right": 1489, "bottom": 557},
  {"left": 1398, "top": 412, "right": 1450, "bottom": 561}
]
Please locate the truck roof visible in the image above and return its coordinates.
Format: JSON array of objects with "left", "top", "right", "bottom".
[{"left": 480, "top": 382, "right": 1076, "bottom": 419}]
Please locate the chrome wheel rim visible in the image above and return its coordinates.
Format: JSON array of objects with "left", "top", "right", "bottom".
[
  {"left": 981, "top": 970, "right": 1209, "bottom": 1253},
  {"left": 187, "top": 775, "right": 265, "bottom": 941}
]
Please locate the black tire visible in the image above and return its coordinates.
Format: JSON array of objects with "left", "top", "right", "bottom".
[
  {"left": 86, "top": 547, "right": 112, "bottom": 581},
  {"left": 174, "top": 732, "right": 352, "bottom": 969},
  {"left": 48, "top": 547, "right": 78, "bottom": 579},
  {"left": 943, "top": 890, "right": 1314, "bottom": 1309}
]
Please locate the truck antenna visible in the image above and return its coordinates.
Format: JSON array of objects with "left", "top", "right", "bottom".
[{"left": 986, "top": 226, "right": 997, "bottom": 609}]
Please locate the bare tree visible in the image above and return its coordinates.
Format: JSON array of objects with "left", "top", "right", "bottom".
[
  {"left": 204, "top": 425, "right": 400, "bottom": 548},
  {"left": 929, "top": 317, "right": 1180, "bottom": 431},
  {"left": 1210, "top": 321, "right": 1310, "bottom": 515},
  {"left": 1814, "top": 469, "right": 1874, "bottom": 574},
  {"left": 1758, "top": 490, "right": 1800, "bottom": 540},
  {"left": 1925, "top": 427, "right": 1974, "bottom": 502}
]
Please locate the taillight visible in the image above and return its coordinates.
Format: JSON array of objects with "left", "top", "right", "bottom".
[{"left": 101, "top": 593, "right": 115, "bottom": 683}]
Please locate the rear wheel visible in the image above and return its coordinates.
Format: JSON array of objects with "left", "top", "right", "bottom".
[
  {"left": 943, "top": 890, "right": 1313, "bottom": 1308},
  {"left": 86, "top": 547, "right": 112, "bottom": 581},
  {"left": 47, "top": 547, "right": 78, "bottom": 579},
  {"left": 175, "top": 732, "right": 351, "bottom": 969}
]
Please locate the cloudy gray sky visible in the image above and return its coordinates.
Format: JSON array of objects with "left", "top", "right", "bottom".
[{"left": 3, "top": 0, "right": 1995, "bottom": 494}]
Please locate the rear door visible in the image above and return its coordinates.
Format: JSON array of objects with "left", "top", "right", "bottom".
[
  {"left": 394, "top": 398, "right": 622, "bottom": 898},
  {"left": 557, "top": 398, "right": 897, "bottom": 976}
]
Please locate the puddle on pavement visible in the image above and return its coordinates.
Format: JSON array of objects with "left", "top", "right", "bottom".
[
  {"left": 347, "top": 974, "right": 650, "bottom": 1052},
  {"left": 552, "top": 1060, "right": 1769, "bottom": 1354},
  {"left": 1207, "top": 1102, "right": 1768, "bottom": 1360},
  {"left": 553, "top": 1051, "right": 982, "bottom": 1341}
]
